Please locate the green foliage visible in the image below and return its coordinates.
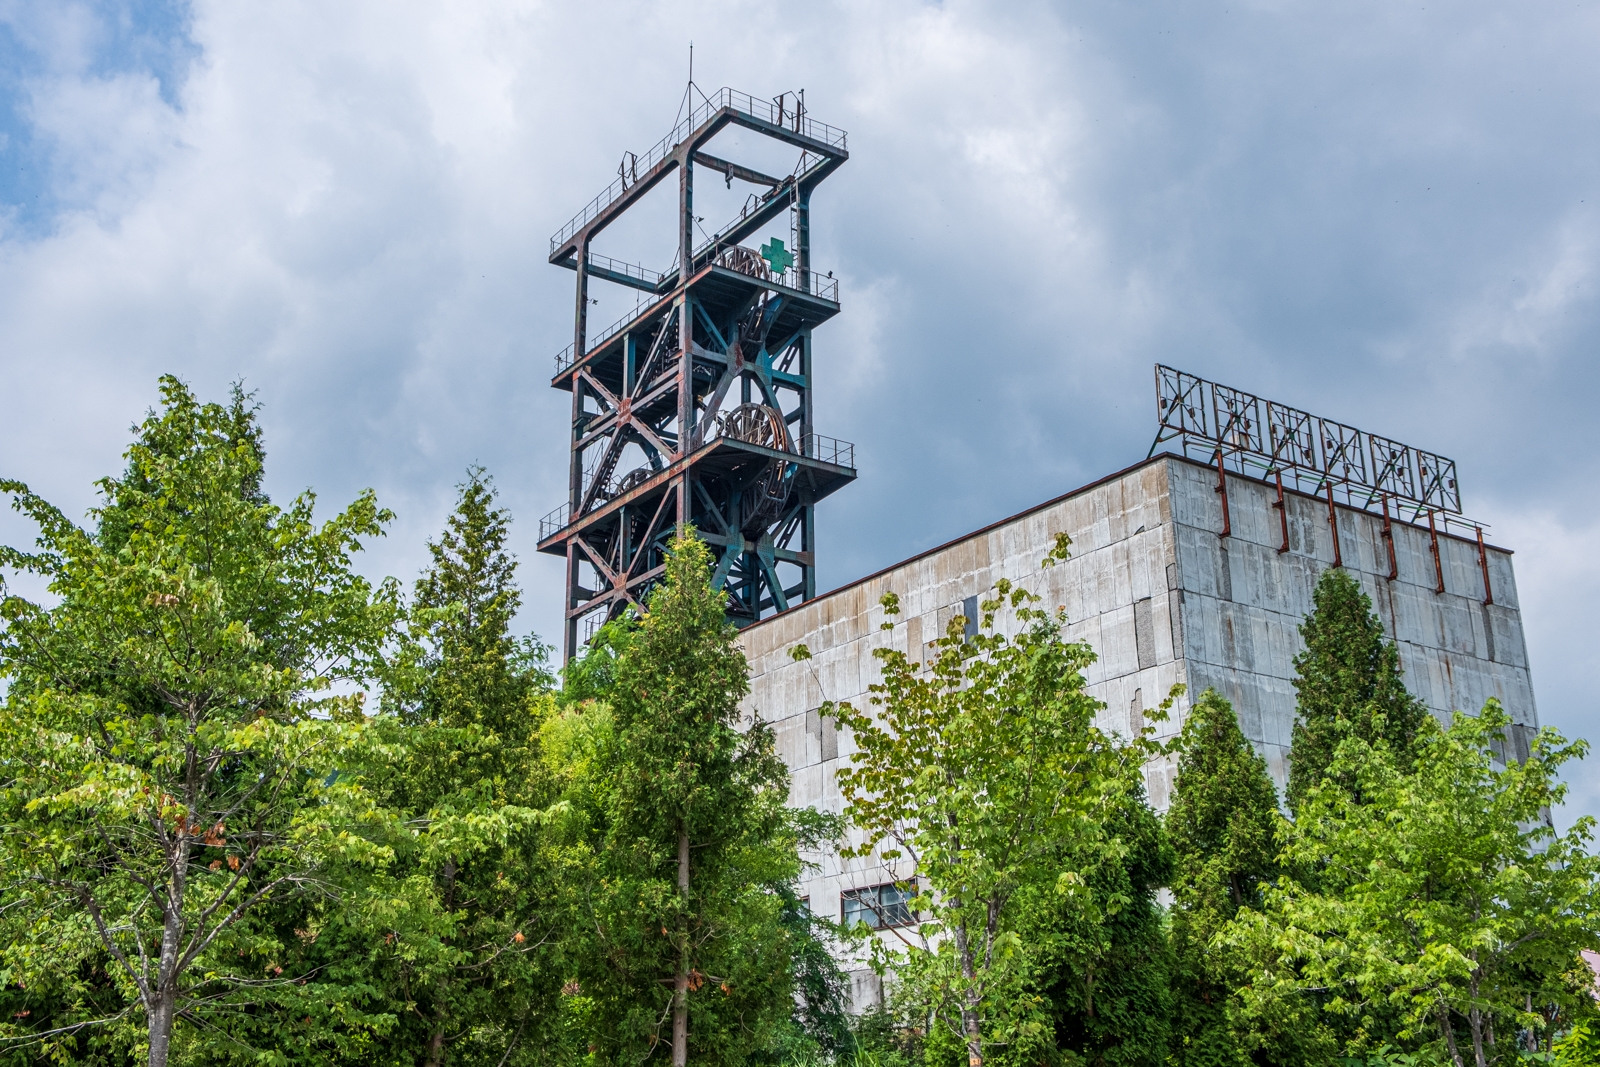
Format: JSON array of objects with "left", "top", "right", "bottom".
[
  {"left": 0, "top": 377, "right": 402, "bottom": 1067},
  {"left": 1286, "top": 569, "right": 1429, "bottom": 815},
  {"left": 820, "top": 539, "right": 1167, "bottom": 1067},
  {"left": 8, "top": 381, "right": 1596, "bottom": 1067},
  {"left": 1227, "top": 700, "right": 1600, "bottom": 1067},
  {"left": 573, "top": 531, "right": 807, "bottom": 1066},
  {"left": 559, "top": 616, "right": 633, "bottom": 706},
  {"left": 1031, "top": 781, "right": 1175, "bottom": 1067},
  {"left": 748, "top": 884, "right": 856, "bottom": 1064},
  {"left": 1553, "top": 1017, "right": 1600, "bottom": 1067},
  {"left": 1166, "top": 689, "right": 1327, "bottom": 1067},
  {"left": 1168, "top": 690, "right": 1280, "bottom": 924},
  {"left": 351, "top": 468, "right": 568, "bottom": 1066}
]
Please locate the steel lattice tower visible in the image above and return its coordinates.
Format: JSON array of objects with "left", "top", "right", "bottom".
[{"left": 537, "top": 88, "right": 856, "bottom": 659}]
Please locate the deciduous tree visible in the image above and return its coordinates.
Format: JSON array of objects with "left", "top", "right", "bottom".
[
  {"left": 1228, "top": 701, "right": 1600, "bottom": 1067},
  {"left": 814, "top": 535, "right": 1161, "bottom": 1067},
  {"left": 0, "top": 378, "right": 400, "bottom": 1067}
]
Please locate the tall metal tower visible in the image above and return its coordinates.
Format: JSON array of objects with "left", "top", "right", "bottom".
[{"left": 537, "top": 88, "right": 856, "bottom": 659}]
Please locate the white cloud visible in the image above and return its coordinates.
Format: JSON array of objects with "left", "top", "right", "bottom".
[{"left": 0, "top": 0, "right": 1596, "bottom": 827}]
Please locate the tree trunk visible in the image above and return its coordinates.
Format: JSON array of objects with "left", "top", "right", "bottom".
[
  {"left": 147, "top": 991, "right": 176, "bottom": 1067},
  {"left": 951, "top": 918, "right": 983, "bottom": 1067},
  {"left": 151, "top": 825, "right": 189, "bottom": 1067},
  {"left": 1438, "top": 1005, "right": 1465, "bottom": 1067},
  {"left": 672, "top": 823, "right": 689, "bottom": 1067},
  {"left": 1469, "top": 972, "right": 1487, "bottom": 1067}
]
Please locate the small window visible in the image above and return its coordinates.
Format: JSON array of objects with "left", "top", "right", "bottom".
[{"left": 842, "top": 882, "right": 914, "bottom": 929}]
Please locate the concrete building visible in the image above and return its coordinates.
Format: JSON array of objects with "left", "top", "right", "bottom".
[{"left": 737, "top": 452, "right": 1538, "bottom": 1006}]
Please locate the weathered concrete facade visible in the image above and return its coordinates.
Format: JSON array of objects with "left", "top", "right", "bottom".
[{"left": 738, "top": 453, "right": 1538, "bottom": 1004}]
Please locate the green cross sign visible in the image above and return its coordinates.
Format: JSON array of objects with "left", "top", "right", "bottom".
[{"left": 759, "top": 238, "right": 795, "bottom": 276}]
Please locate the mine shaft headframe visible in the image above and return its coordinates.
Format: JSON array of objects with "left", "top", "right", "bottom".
[
  {"left": 547, "top": 87, "right": 848, "bottom": 299},
  {"left": 1148, "top": 364, "right": 1469, "bottom": 526},
  {"left": 538, "top": 88, "right": 856, "bottom": 661}
]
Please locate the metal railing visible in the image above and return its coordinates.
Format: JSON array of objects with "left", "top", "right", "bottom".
[
  {"left": 801, "top": 433, "right": 855, "bottom": 469},
  {"left": 581, "top": 610, "right": 610, "bottom": 642},
  {"left": 788, "top": 269, "right": 839, "bottom": 303},
  {"left": 550, "top": 87, "right": 848, "bottom": 252},
  {"left": 541, "top": 431, "right": 855, "bottom": 543},
  {"left": 554, "top": 302, "right": 651, "bottom": 374},
  {"left": 554, "top": 266, "right": 835, "bottom": 376},
  {"left": 705, "top": 248, "right": 839, "bottom": 303},
  {"left": 539, "top": 503, "right": 570, "bottom": 541},
  {"left": 587, "top": 252, "right": 663, "bottom": 289}
]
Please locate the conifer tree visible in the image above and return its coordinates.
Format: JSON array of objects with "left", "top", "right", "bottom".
[
  {"left": 1035, "top": 781, "right": 1175, "bottom": 1067},
  {"left": 361, "top": 468, "right": 567, "bottom": 1067},
  {"left": 582, "top": 531, "right": 802, "bottom": 1066},
  {"left": 1166, "top": 689, "right": 1315, "bottom": 1067},
  {"left": 1286, "top": 569, "right": 1428, "bottom": 815}
]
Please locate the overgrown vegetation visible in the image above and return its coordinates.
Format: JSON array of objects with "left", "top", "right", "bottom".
[{"left": 1, "top": 381, "right": 1596, "bottom": 1067}]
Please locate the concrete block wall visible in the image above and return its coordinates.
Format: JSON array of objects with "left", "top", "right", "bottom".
[
  {"left": 1166, "top": 458, "right": 1536, "bottom": 795},
  {"left": 737, "top": 454, "right": 1538, "bottom": 1004}
]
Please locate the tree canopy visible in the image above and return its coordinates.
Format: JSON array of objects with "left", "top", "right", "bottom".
[
  {"left": 811, "top": 535, "right": 1173, "bottom": 1067},
  {"left": 1231, "top": 701, "right": 1600, "bottom": 1067},
  {"left": 3, "top": 377, "right": 1597, "bottom": 1067},
  {"left": 0, "top": 378, "right": 400, "bottom": 1067}
]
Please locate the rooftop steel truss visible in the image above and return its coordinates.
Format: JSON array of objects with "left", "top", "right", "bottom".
[
  {"left": 538, "top": 87, "right": 856, "bottom": 659},
  {"left": 1148, "top": 364, "right": 1486, "bottom": 534}
]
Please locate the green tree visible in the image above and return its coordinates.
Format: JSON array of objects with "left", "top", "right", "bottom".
[
  {"left": 814, "top": 535, "right": 1160, "bottom": 1067},
  {"left": 1031, "top": 780, "right": 1174, "bottom": 1067},
  {"left": 558, "top": 617, "right": 632, "bottom": 706},
  {"left": 0, "top": 378, "right": 401, "bottom": 1067},
  {"left": 1165, "top": 689, "right": 1325, "bottom": 1067},
  {"left": 578, "top": 531, "right": 804, "bottom": 1066},
  {"left": 1286, "top": 569, "right": 1429, "bottom": 815},
  {"left": 356, "top": 468, "right": 568, "bottom": 1066},
  {"left": 1227, "top": 700, "right": 1600, "bottom": 1067}
]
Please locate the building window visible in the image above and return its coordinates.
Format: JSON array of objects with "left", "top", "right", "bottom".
[{"left": 841, "top": 882, "right": 914, "bottom": 929}]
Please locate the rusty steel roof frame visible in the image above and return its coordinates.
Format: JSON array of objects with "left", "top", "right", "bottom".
[
  {"left": 539, "top": 86, "right": 856, "bottom": 661},
  {"left": 1147, "top": 364, "right": 1488, "bottom": 538}
]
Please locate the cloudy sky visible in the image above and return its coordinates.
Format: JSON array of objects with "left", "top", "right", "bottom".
[{"left": 2, "top": 0, "right": 1597, "bottom": 822}]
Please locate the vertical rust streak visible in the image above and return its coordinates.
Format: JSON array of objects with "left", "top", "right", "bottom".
[
  {"left": 1326, "top": 483, "right": 1342, "bottom": 568},
  {"left": 1476, "top": 526, "right": 1493, "bottom": 605},
  {"left": 1272, "top": 470, "right": 1289, "bottom": 554},
  {"left": 1214, "top": 449, "right": 1231, "bottom": 538},
  {"left": 1428, "top": 509, "right": 1446, "bottom": 594},
  {"left": 1381, "top": 495, "right": 1398, "bottom": 581}
]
